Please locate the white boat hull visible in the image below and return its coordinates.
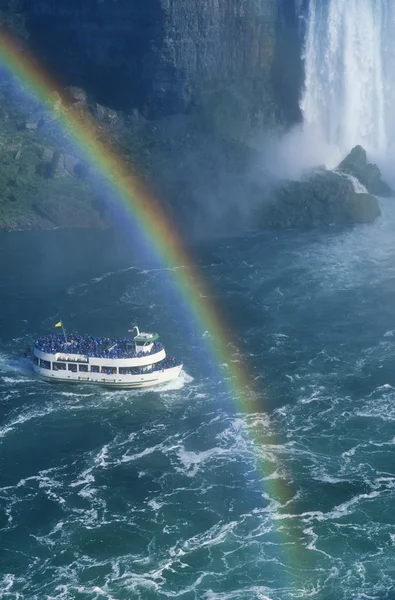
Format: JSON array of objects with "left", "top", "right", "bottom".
[
  {"left": 33, "top": 364, "right": 183, "bottom": 390},
  {"left": 32, "top": 328, "right": 182, "bottom": 390}
]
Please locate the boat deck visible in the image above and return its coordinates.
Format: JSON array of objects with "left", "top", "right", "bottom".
[{"left": 35, "top": 334, "right": 163, "bottom": 359}]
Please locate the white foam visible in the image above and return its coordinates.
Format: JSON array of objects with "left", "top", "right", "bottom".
[
  {"left": 121, "top": 443, "right": 164, "bottom": 464},
  {"left": 314, "top": 473, "right": 349, "bottom": 484},
  {"left": 294, "top": 490, "right": 383, "bottom": 524},
  {"left": 0, "top": 404, "right": 55, "bottom": 439},
  {"left": 175, "top": 445, "right": 231, "bottom": 477},
  {"left": 70, "top": 470, "right": 95, "bottom": 488},
  {"left": 204, "top": 587, "right": 275, "bottom": 600},
  {"left": 0, "top": 574, "right": 15, "bottom": 593},
  {"left": 376, "top": 384, "right": 393, "bottom": 391},
  {"left": 155, "top": 370, "right": 194, "bottom": 393},
  {"left": 94, "top": 444, "right": 110, "bottom": 468},
  {"left": 67, "top": 265, "right": 140, "bottom": 294},
  {"left": 148, "top": 499, "right": 164, "bottom": 511},
  {"left": 182, "top": 520, "right": 238, "bottom": 552},
  {"left": 59, "top": 391, "right": 95, "bottom": 398},
  {"left": 303, "top": 526, "right": 333, "bottom": 558},
  {"left": 0, "top": 376, "right": 34, "bottom": 384},
  {"left": 341, "top": 446, "right": 358, "bottom": 459}
]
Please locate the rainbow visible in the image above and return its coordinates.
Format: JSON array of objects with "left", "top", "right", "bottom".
[{"left": 0, "top": 28, "right": 302, "bottom": 579}]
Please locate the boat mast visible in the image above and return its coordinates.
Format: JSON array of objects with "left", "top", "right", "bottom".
[
  {"left": 61, "top": 322, "right": 68, "bottom": 344},
  {"left": 128, "top": 326, "right": 140, "bottom": 336}
]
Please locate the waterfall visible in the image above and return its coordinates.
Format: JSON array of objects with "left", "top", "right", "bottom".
[{"left": 301, "top": 0, "right": 395, "bottom": 166}]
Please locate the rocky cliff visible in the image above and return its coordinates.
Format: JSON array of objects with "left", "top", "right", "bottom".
[
  {"left": 18, "top": 0, "right": 303, "bottom": 132},
  {"left": 4, "top": 0, "right": 381, "bottom": 235}
]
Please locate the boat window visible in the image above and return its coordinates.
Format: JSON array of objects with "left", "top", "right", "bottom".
[
  {"left": 53, "top": 362, "right": 66, "bottom": 370},
  {"left": 79, "top": 364, "right": 88, "bottom": 372},
  {"left": 39, "top": 359, "right": 51, "bottom": 369},
  {"left": 119, "top": 367, "right": 133, "bottom": 375},
  {"left": 101, "top": 366, "right": 117, "bottom": 375},
  {"left": 119, "top": 367, "right": 140, "bottom": 375},
  {"left": 90, "top": 365, "right": 100, "bottom": 373},
  {"left": 68, "top": 363, "right": 77, "bottom": 372},
  {"left": 33, "top": 356, "right": 39, "bottom": 365}
]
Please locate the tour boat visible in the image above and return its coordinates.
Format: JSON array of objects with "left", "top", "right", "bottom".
[{"left": 32, "top": 326, "right": 183, "bottom": 389}]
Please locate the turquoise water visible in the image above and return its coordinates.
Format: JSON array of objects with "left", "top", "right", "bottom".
[{"left": 2, "top": 203, "right": 395, "bottom": 599}]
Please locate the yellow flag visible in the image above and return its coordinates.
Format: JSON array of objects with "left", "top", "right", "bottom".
[{"left": 55, "top": 321, "right": 62, "bottom": 328}]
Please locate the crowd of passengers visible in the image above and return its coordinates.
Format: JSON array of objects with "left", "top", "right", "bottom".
[
  {"left": 35, "top": 334, "right": 163, "bottom": 359},
  {"left": 120, "top": 356, "right": 182, "bottom": 375}
]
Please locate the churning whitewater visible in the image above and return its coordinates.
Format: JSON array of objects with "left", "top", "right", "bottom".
[
  {"left": 3, "top": 203, "right": 395, "bottom": 599},
  {"left": 302, "top": 0, "right": 395, "bottom": 166}
]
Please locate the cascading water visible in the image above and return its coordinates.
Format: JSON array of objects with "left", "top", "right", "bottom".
[{"left": 301, "top": 0, "right": 395, "bottom": 167}]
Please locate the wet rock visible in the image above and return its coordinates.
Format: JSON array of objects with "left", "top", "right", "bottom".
[
  {"left": 67, "top": 86, "right": 88, "bottom": 104},
  {"left": 260, "top": 169, "right": 381, "bottom": 229},
  {"left": 337, "top": 145, "right": 393, "bottom": 197},
  {"left": 92, "top": 103, "right": 118, "bottom": 123},
  {"left": 42, "top": 147, "right": 54, "bottom": 162}
]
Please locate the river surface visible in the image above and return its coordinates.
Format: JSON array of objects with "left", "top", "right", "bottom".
[{"left": 2, "top": 202, "right": 395, "bottom": 600}]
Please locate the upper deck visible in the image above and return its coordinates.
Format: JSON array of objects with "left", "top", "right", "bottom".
[{"left": 34, "top": 333, "right": 163, "bottom": 360}]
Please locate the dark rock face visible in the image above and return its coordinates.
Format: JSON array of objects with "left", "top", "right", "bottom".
[
  {"left": 337, "top": 145, "right": 393, "bottom": 197},
  {"left": 260, "top": 170, "right": 381, "bottom": 229},
  {"left": 24, "top": 0, "right": 164, "bottom": 114},
  {"left": 20, "top": 0, "right": 302, "bottom": 128}
]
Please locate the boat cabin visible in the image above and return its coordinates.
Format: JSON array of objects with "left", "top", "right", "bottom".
[{"left": 133, "top": 331, "right": 159, "bottom": 354}]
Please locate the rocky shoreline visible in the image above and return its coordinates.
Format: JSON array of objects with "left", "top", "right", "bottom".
[
  {"left": 0, "top": 82, "right": 392, "bottom": 234},
  {"left": 0, "top": 1, "right": 392, "bottom": 234}
]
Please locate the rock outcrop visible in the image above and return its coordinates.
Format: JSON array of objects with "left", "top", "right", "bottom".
[
  {"left": 259, "top": 169, "right": 380, "bottom": 229},
  {"left": 337, "top": 145, "right": 393, "bottom": 197},
  {"left": 255, "top": 144, "right": 392, "bottom": 230}
]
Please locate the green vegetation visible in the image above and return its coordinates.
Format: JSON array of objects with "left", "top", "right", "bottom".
[
  {"left": 0, "top": 136, "right": 103, "bottom": 229},
  {"left": 0, "top": 80, "right": 106, "bottom": 230}
]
